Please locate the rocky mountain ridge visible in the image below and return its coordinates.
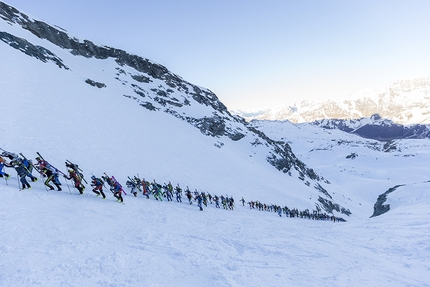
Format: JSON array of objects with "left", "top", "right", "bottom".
[{"left": 312, "top": 114, "right": 430, "bottom": 141}]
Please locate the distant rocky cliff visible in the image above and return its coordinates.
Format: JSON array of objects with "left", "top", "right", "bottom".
[{"left": 312, "top": 115, "right": 430, "bottom": 141}]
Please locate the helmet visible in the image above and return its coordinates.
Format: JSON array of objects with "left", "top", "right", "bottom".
[{"left": 91, "top": 175, "right": 96, "bottom": 180}]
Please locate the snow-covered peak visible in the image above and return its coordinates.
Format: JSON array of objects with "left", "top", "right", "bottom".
[{"left": 239, "top": 76, "right": 430, "bottom": 125}]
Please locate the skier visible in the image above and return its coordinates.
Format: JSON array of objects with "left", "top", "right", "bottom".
[
  {"left": 175, "top": 184, "right": 182, "bottom": 202},
  {"left": 228, "top": 196, "right": 235, "bottom": 210},
  {"left": 126, "top": 178, "right": 138, "bottom": 197},
  {"left": 220, "top": 195, "right": 227, "bottom": 209},
  {"left": 21, "top": 157, "right": 38, "bottom": 182},
  {"left": 35, "top": 156, "right": 62, "bottom": 191},
  {"left": 201, "top": 192, "right": 208, "bottom": 207},
  {"left": 11, "top": 158, "right": 32, "bottom": 190},
  {"left": 64, "top": 169, "right": 85, "bottom": 194},
  {"left": 151, "top": 181, "right": 163, "bottom": 201},
  {"left": 240, "top": 197, "right": 245, "bottom": 206},
  {"left": 65, "top": 160, "right": 86, "bottom": 185},
  {"left": 132, "top": 176, "right": 143, "bottom": 194},
  {"left": 213, "top": 195, "right": 220, "bottom": 208},
  {"left": 90, "top": 175, "right": 106, "bottom": 199},
  {"left": 185, "top": 187, "right": 192, "bottom": 205},
  {"left": 195, "top": 193, "right": 203, "bottom": 211},
  {"left": 110, "top": 177, "right": 124, "bottom": 203},
  {"left": 141, "top": 179, "right": 150, "bottom": 199},
  {"left": 165, "top": 181, "right": 173, "bottom": 201},
  {"left": 102, "top": 174, "right": 113, "bottom": 187},
  {"left": 0, "top": 156, "right": 11, "bottom": 180}
]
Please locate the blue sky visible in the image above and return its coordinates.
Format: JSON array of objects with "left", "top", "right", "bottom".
[{"left": 5, "top": 0, "right": 430, "bottom": 110}]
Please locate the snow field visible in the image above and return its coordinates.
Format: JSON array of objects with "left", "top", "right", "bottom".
[{"left": 1, "top": 179, "right": 429, "bottom": 287}]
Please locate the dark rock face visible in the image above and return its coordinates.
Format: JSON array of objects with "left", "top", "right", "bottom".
[
  {"left": 318, "top": 196, "right": 352, "bottom": 216},
  {"left": 248, "top": 125, "right": 325, "bottom": 181},
  {"left": 370, "top": 185, "right": 404, "bottom": 217},
  {"left": 346, "top": 153, "right": 357, "bottom": 159},
  {"left": 85, "top": 79, "right": 106, "bottom": 88},
  {"left": 131, "top": 74, "right": 151, "bottom": 83},
  {"left": 195, "top": 116, "right": 227, "bottom": 137},
  {"left": 313, "top": 115, "right": 430, "bottom": 141},
  {"left": 383, "top": 141, "right": 397, "bottom": 152},
  {"left": 0, "top": 31, "right": 68, "bottom": 69}
]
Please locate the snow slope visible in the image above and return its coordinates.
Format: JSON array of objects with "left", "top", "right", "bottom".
[
  {"left": 0, "top": 2, "right": 352, "bottom": 218},
  {"left": 1, "top": 177, "right": 430, "bottom": 287}
]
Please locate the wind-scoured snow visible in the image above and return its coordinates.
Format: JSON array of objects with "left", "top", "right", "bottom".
[{"left": 1, "top": 2, "right": 430, "bottom": 286}]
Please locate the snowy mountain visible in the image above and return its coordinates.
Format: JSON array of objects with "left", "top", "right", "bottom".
[
  {"left": 312, "top": 114, "right": 430, "bottom": 141},
  {"left": 1, "top": 2, "right": 430, "bottom": 286},
  {"left": 0, "top": 2, "right": 352, "bottom": 215},
  {"left": 233, "top": 77, "right": 430, "bottom": 140},
  {"left": 237, "top": 77, "right": 430, "bottom": 127}
]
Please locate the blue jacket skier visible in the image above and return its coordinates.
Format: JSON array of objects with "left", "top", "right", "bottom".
[
  {"left": 195, "top": 194, "right": 203, "bottom": 211},
  {"left": 277, "top": 206, "right": 282, "bottom": 217},
  {"left": 11, "top": 158, "right": 31, "bottom": 190},
  {"left": 90, "top": 175, "right": 106, "bottom": 199},
  {"left": 0, "top": 156, "right": 11, "bottom": 180},
  {"left": 213, "top": 195, "right": 220, "bottom": 208},
  {"left": 109, "top": 177, "right": 124, "bottom": 203}
]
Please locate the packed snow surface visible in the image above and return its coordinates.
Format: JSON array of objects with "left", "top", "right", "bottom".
[{"left": 1, "top": 179, "right": 430, "bottom": 287}]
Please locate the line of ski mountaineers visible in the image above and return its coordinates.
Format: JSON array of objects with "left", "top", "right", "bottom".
[{"left": 0, "top": 148, "right": 345, "bottom": 221}]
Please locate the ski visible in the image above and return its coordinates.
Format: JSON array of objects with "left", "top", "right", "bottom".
[
  {"left": 36, "top": 152, "right": 67, "bottom": 176},
  {"left": 112, "top": 175, "right": 126, "bottom": 195},
  {"left": 1, "top": 148, "right": 19, "bottom": 161},
  {"left": 19, "top": 152, "right": 42, "bottom": 175},
  {"left": 65, "top": 159, "right": 87, "bottom": 184},
  {"left": 66, "top": 159, "right": 83, "bottom": 172}
]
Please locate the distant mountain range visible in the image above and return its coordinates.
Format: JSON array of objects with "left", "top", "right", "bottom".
[
  {"left": 311, "top": 114, "right": 430, "bottom": 141},
  {"left": 234, "top": 77, "right": 430, "bottom": 140},
  {"left": 239, "top": 77, "right": 430, "bottom": 125}
]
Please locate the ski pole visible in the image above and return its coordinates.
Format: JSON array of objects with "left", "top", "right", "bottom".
[
  {"left": 17, "top": 173, "right": 21, "bottom": 190},
  {"left": 64, "top": 177, "right": 72, "bottom": 194},
  {"left": 66, "top": 179, "right": 72, "bottom": 194},
  {"left": 41, "top": 174, "right": 49, "bottom": 192}
]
